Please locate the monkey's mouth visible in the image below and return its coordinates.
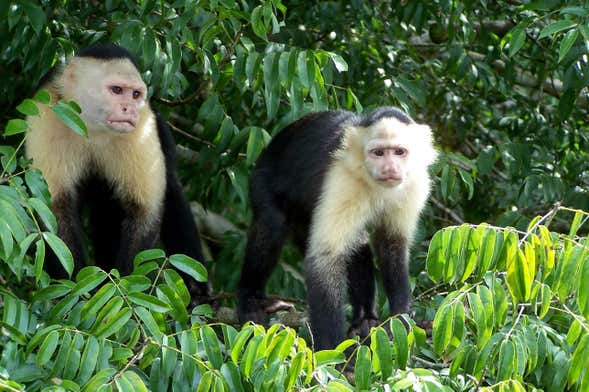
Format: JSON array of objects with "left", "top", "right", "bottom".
[
  {"left": 376, "top": 177, "right": 403, "bottom": 186},
  {"left": 107, "top": 119, "right": 137, "bottom": 132}
]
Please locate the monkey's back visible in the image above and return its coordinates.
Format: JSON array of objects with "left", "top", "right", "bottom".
[{"left": 249, "top": 110, "right": 358, "bottom": 232}]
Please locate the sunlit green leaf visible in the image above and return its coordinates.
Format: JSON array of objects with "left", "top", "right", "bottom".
[
  {"left": 539, "top": 20, "right": 576, "bottom": 39},
  {"left": 53, "top": 100, "right": 88, "bottom": 137},
  {"left": 169, "top": 253, "right": 207, "bottom": 282},
  {"left": 42, "top": 232, "right": 74, "bottom": 277}
]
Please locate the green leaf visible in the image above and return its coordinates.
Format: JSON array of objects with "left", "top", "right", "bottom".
[
  {"left": 21, "top": 2, "right": 47, "bottom": 35},
  {"left": 267, "top": 329, "right": 295, "bottom": 365},
  {"left": 36, "top": 330, "right": 59, "bottom": 367},
  {"left": 197, "top": 370, "right": 214, "bottom": 392},
  {"left": 457, "top": 168, "right": 474, "bottom": 200},
  {"left": 354, "top": 346, "right": 371, "bottom": 390},
  {"left": 201, "top": 325, "right": 223, "bottom": 369},
  {"left": 250, "top": 5, "right": 267, "bottom": 40},
  {"left": 327, "top": 52, "right": 348, "bottom": 73},
  {"left": 28, "top": 325, "right": 61, "bottom": 354},
  {"left": 245, "top": 52, "right": 262, "bottom": 85},
  {"left": 397, "top": 76, "right": 426, "bottom": 107},
  {"left": 77, "top": 336, "right": 100, "bottom": 385},
  {"left": 81, "top": 283, "right": 116, "bottom": 321},
  {"left": 49, "top": 293, "right": 80, "bottom": 321},
  {"left": 560, "top": 6, "right": 589, "bottom": 16},
  {"left": 371, "top": 327, "right": 393, "bottom": 379},
  {"left": 231, "top": 325, "right": 254, "bottom": 364},
  {"left": 327, "top": 381, "right": 353, "bottom": 391},
  {"left": 426, "top": 229, "right": 444, "bottom": 282},
  {"left": 157, "top": 284, "right": 188, "bottom": 324},
  {"left": 53, "top": 100, "right": 88, "bottom": 137},
  {"left": 33, "top": 89, "right": 51, "bottom": 104},
  {"left": 32, "top": 283, "right": 72, "bottom": 302},
  {"left": 214, "top": 116, "right": 237, "bottom": 154},
  {"left": 30, "top": 238, "right": 44, "bottom": 282},
  {"left": 391, "top": 318, "right": 409, "bottom": 368},
  {"left": 82, "top": 368, "right": 116, "bottom": 391},
  {"left": 133, "top": 248, "right": 165, "bottom": 266},
  {"left": 42, "top": 232, "right": 74, "bottom": 277},
  {"left": 263, "top": 51, "right": 281, "bottom": 119},
  {"left": 25, "top": 170, "right": 51, "bottom": 204},
  {"left": 70, "top": 270, "right": 107, "bottom": 297},
  {"left": 315, "top": 350, "right": 345, "bottom": 366},
  {"left": 94, "top": 307, "right": 132, "bottom": 339},
  {"left": 497, "top": 340, "right": 515, "bottom": 380},
  {"left": 432, "top": 300, "right": 453, "bottom": 354},
  {"left": 16, "top": 99, "right": 40, "bottom": 116},
  {"left": 285, "top": 351, "right": 306, "bottom": 389},
  {"left": 558, "top": 89, "right": 577, "bottom": 119},
  {"left": 297, "top": 51, "right": 312, "bottom": 89},
  {"left": 134, "top": 307, "right": 163, "bottom": 341},
  {"left": 4, "top": 119, "right": 28, "bottom": 136},
  {"left": 507, "top": 23, "right": 527, "bottom": 57},
  {"left": 558, "top": 29, "right": 579, "bottom": 63},
  {"left": 220, "top": 363, "right": 245, "bottom": 392},
  {"left": 245, "top": 127, "right": 271, "bottom": 166},
  {"left": 119, "top": 370, "right": 148, "bottom": 392},
  {"left": 169, "top": 253, "right": 207, "bottom": 282},
  {"left": 29, "top": 197, "right": 57, "bottom": 232},
  {"left": 578, "top": 254, "right": 589, "bottom": 318},
  {"left": 242, "top": 334, "right": 264, "bottom": 377},
  {"left": 90, "top": 296, "right": 123, "bottom": 333},
  {"left": 0, "top": 218, "right": 14, "bottom": 259},
  {"left": 539, "top": 20, "right": 576, "bottom": 39},
  {"left": 128, "top": 292, "right": 171, "bottom": 313},
  {"left": 1, "top": 322, "right": 27, "bottom": 345}
]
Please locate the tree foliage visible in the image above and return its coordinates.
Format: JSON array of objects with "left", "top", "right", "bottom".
[{"left": 1, "top": 0, "right": 589, "bottom": 390}]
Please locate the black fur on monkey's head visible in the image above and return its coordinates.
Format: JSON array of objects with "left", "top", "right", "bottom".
[
  {"left": 38, "top": 44, "right": 140, "bottom": 88},
  {"left": 77, "top": 44, "right": 140, "bottom": 70},
  {"left": 359, "top": 106, "right": 414, "bottom": 127}
]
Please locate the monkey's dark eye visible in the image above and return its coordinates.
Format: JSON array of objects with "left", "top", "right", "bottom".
[
  {"left": 372, "top": 149, "right": 384, "bottom": 157},
  {"left": 133, "top": 90, "right": 141, "bottom": 99},
  {"left": 394, "top": 148, "right": 407, "bottom": 156},
  {"left": 111, "top": 86, "right": 123, "bottom": 94}
]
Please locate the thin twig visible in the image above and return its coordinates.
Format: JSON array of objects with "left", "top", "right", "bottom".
[
  {"left": 519, "top": 202, "right": 561, "bottom": 246},
  {"left": 430, "top": 196, "right": 464, "bottom": 224}
]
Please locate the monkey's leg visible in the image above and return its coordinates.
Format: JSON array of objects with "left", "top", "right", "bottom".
[
  {"left": 237, "top": 203, "right": 288, "bottom": 324},
  {"left": 87, "top": 181, "right": 124, "bottom": 272},
  {"left": 305, "top": 251, "right": 348, "bottom": 350},
  {"left": 116, "top": 205, "right": 160, "bottom": 276},
  {"left": 374, "top": 230, "right": 411, "bottom": 315},
  {"left": 347, "top": 244, "right": 378, "bottom": 339},
  {"left": 161, "top": 173, "right": 210, "bottom": 298},
  {"left": 49, "top": 192, "right": 87, "bottom": 279}
]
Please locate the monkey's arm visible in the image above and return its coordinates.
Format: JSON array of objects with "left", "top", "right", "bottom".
[
  {"left": 49, "top": 192, "right": 87, "bottom": 278},
  {"left": 115, "top": 205, "right": 160, "bottom": 275},
  {"left": 374, "top": 227, "right": 411, "bottom": 315}
]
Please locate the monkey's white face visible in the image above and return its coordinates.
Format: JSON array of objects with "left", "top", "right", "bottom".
[
  {"left": 362, "top": 118, "right": 436, "bottom": 188},
  {"left": 364, "top": 138, "right": 409, "bottom": 188},
  {"left": 62, "top": 58, "right": 147, "bottom": 134}
]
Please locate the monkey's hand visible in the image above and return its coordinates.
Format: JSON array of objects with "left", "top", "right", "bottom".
[
  {"left": 348, "top": 317, "right": 380, "bottom": 340},
  {"left": 238, "top": 297, "right": 296, "bottom": 325}
]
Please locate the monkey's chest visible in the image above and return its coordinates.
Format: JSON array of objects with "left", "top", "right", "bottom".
[{"left": 79, "top": 140, "right": 166, "bottom": 210}]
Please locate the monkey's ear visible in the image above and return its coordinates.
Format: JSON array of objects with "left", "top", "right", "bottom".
[
  {"left": 411, "top": 123, "right": 438, "bottom": 166},
  {"left": 61, "top": 59, "right": 80, "bottom": 93}
]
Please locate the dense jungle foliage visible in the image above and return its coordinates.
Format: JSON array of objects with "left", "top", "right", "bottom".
[{"left": 1, "top": 0, "right": 589, "bottom": 390}]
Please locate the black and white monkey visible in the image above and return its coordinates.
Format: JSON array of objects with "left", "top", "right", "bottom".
[
  {"left": 237, "top": 107, "right": 437, "bottom": 350},
  {"left": 26, "top": 45, "right": 207, "bottom": 295}
]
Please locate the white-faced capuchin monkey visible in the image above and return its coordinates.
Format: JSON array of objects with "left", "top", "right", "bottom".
[
  {"left": 237, "top": 107, "right": 437, "bottom": 350},
  {"left": 26, "top": 44, "right": 208, "bottom": 297}
]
